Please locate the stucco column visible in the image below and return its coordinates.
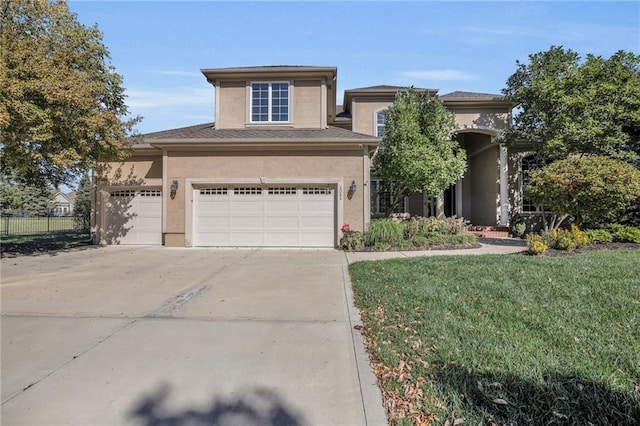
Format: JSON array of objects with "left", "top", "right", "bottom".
[{"left": 499, "top": 144, "right": 510, "bottom": 226}]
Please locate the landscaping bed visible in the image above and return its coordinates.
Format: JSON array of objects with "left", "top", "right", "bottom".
[{"left": 350, "top": 250, "right": 640, "bottom": 425}]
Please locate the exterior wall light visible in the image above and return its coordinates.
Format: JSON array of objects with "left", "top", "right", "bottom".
[
  {"left": 170, "top": 180, "right": 178, "bottom": 199},
  {"left": 347, "top": 180, "right": 357, "bottom": 200}
]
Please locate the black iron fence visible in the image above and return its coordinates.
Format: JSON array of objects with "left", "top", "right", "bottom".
[{"left": 1, "top": 215, "right": 80, "bottom": 236}]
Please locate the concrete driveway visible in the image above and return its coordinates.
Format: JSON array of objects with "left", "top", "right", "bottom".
[{"left": 1, "top": 247, "right": 385, "bottom": 425}]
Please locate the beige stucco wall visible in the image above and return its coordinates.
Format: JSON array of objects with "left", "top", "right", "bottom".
[
  {"left": 216, "top": 81, "right": 246, "bottom": 129},
  {"left": 293, "top": 80, "right": 322, "bottom": 128},
  {"left": 216, "top": 80, "right": 324, "bottom": 129},
  {"left": 98, "top": 156, "right": 162, "bottom": 184},
  {"left": 447, "top": 107, "right": 509, "bottom": 132},
  {"left": 165, "top": 150, "right": 365, "bottom": 243},
  {"left": 351, "top": 99, "right": 393, "bottom": 136}
]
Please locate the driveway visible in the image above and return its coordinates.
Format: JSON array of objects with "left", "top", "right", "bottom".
[{"left": 1, "top": 247, "right": 385, "bottom": 425}]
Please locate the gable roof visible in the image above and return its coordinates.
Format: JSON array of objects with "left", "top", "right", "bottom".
[{"left": 346, "top": 85, "right": 436, "bottom": 93}]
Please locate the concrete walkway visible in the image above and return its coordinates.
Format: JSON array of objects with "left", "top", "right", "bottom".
[
  {"left": 345, "top": 237, "right": 526, "bottom": 263},
  {"left": 1, "top": 240, "right": 524, "bottom": 426}
]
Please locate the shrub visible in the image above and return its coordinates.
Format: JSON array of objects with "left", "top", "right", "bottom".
[
  {"left": 410, "top": 235, "right": 428, "bottom": 248},
  {"left": 611, "top": 224, "right": 640, "bottom": 243},
  {"left": 584, "top": 229, "right": 613, "bottom": 244},
  {"left": 509, "top": 212, "right": 526, "bottom": 238},
  {"left": 366, "top": 219, "right": 406, "bottom": 247},
  {"left": 527, "top": 234, "right": 548, "bottom": 254},
  {"left": 526, "top": 156, "right": 640, "bottom": 229},
  {"left": 339, "top": 231, "right": 364, "bottom": 251},
  {"left": 547, "top": 224, "right": 589, "bottom": 251},
  {"left": 437, "top": 215, "right": 469, "bottom": 235}
]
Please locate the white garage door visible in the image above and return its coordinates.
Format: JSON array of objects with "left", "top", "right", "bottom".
[
  {"left": 106, "top": 189, "right": 162, "bottom": 245},
  {"left": 194, "top": 186, "right": 335, "bottom": 247}
]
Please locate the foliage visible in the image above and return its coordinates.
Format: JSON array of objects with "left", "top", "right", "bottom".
[
  {"left": 365, "top": 219, "right": 406, "bottom": 247},
  {"left": 508, "top": 212, "right": 526, "bottom": 238},
  {"left": 405, "top": 215, "right": 468, "bottom": 239},
  {"left": 526, "top": 233, "right": 548, "bottom": 254},
  {"left": 548, "top": 224, "right": 589, "bottom": 251},
  {"left": 374, "top": 89, "right": 467, "bottom": 214},
  {"left": 584, "top": 229, "right": 613, "bottom": 244},
  {"left": 0, "top": 0, "right": 139, "bottom": 188},
  {"left": 502, "top": 46, "right": 640, "bottom": 162},
  {"left": 0, "top": 174, "right": 55, "bottom": 214},
  {"left": 339, "top": 231, "right": 364, "bottom": 251},
  {"left": 525, "top": 156, "right": 640, "bottom": 231},
  {"left": 73, "top": 172, "right": 91, "bottom": 232},
  {"left": 611, "top": 224, "right": 640, "bottom": 243},
  {"left": 350, "top": 251, "right": 640, "bottom": 424}
]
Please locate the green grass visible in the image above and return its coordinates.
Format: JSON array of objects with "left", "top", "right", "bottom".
[
  {"left": 0, "top": 216, "right": 77, "bottom": 235},
  {"left": 1, "top": 230, "right": 91, "bottom": 255},
  {"left": 350, "top": 250, "right": 640, "bottom": 425}
]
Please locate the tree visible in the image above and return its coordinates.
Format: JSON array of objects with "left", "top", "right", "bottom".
[
  {"left": 502, "top": 46, "right": 640, "bottom": 161},
  {"left": 525, "top": 156, "right": 640, "bottom": 231},
  {"left": 373, "top": 89, "right": 467, "bottom": 215},
  {"left": 73, "top": 172, "right": 92, "bottom": 232},
  {"left": 0, "top": 0, "right": 139, "bottom": 188},
  {"left": 0, "top": 174, "right": 55, "bottom": 214}
]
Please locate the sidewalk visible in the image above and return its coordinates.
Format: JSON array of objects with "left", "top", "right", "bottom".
[{"left": 344, "top": 237, "right": 527, "bottom": 263}]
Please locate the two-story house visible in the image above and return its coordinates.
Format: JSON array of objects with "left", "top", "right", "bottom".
[{"left": 94, "top": 65, "right": 523, "bottom": 247}]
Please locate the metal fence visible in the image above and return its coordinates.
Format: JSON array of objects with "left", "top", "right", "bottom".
[{"left": 1, "top": 215, "right": 80, "bottom": 236}]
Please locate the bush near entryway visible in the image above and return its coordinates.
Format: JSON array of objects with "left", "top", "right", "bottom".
[{"left": 340, "top": 216, "right": 477, "bottom": 251}]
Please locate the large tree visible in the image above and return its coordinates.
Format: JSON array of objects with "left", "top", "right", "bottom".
[
  {"left": 502, "top": 46, "right": 640, "bottom": 161},
  {"left": 0, "top": 0, "right": 138, "bottom": 188},
  {"left": 373, "top": 89, "right": 467, "bottom": 215}
]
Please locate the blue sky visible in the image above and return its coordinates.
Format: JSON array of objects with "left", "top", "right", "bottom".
[{"left": 69, "top": 1, "right": 639, "bottom": 135}]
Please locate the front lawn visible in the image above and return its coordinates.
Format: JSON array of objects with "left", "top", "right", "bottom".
[
  {"left": 350, "top": 250, "right": 640, "bottom": 425},
  {"left": 1, "top": 230, "right": 92, "bottom": 257}
]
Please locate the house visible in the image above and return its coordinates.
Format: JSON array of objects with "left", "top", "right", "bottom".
[
  {"left": 94, "top": 65, "right": 531, "bottom": 247},
  {"left": 52, "top": 191, "right": 75, "bottom": 216}
]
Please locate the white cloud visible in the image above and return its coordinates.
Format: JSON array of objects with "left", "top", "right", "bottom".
[
  {"left": 126, "top": 87, "right": 212, "bottom": 109},
  {"left": 401, "top": 70, "right": 478, "bottom": 81}
]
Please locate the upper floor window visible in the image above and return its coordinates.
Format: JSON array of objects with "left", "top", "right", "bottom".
[
  {"left": 251, "top": 82, "right": 289, "bottom": 123},
  {"left": 376, "top": 109, "right": 387, "bottom": 137}
]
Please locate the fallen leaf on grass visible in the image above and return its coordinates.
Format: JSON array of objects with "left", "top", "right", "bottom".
[{"left": 492, "top": 398, "right": 509, "bottom": 405}]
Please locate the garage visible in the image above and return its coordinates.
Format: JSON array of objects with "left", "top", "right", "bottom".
[
  {"left": 194, "top": 186, "right": 335, "bottom": 247},
  {"left": 105, "top": 189, "right": 162, "bottom": 245}
]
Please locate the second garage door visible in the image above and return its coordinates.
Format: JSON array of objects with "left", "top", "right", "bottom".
[
  {"left": 106, "top": 189, "right": 162, "bottom": 245},
  {"left": 194, "top": 186, "right": 335, "bottom": 247}
]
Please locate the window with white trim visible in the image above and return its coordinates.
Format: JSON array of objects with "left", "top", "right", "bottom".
[
  {"left": 251, "top": 82, "right": 289, "bottom": 122},
  {"left": 375, "top": 109, "right": 387, "bottom": 137},
  {"left": 370, "top": 178, "right": 406, "bottom": 216},
  {"left": 520, "top": 154, "right": 549, "bottom": 213}
]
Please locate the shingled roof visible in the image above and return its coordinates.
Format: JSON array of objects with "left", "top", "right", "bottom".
[
  {"left": 439, "top": 91, "right": 506, "bottom": 101},
  {"left": 139, "top": 123, "right": 378, "bottom": 143}
]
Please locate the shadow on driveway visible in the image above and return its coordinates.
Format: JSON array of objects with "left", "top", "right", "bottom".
[{"left": 129, "top": 383, "right": 305, "bottom": 426}]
